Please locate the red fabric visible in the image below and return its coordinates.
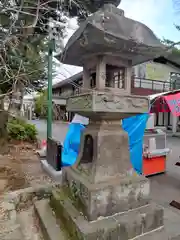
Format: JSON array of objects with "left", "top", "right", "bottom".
[
  {"left": 163, "top": 93, "right": 180, "bottom": 116},
  {"left": 150, "top": 92, "right": 180, "bottom": 116},
  {"left": 41, "top": 140, "right": 47, "bottom": 147},
  {"left": 150, "top": 97, "right": 170, "bottom": 113}
]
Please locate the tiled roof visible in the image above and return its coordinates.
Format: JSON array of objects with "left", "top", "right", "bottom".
[{"left": 52, "top": 71, "right": 83, "bottom": 89}]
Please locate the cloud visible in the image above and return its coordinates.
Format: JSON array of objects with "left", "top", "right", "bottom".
[
  {"left": 121, "top": 0, "right": 171, "bottom": 36},
  {"left": 121, "top": 0, "right": 180, "bottom": 41}
]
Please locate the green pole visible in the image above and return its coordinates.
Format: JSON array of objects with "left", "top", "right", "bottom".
[{"left": 47, "top": 39, "right": 54, "bottom": 139}]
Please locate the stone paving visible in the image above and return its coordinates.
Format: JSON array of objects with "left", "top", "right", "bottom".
[
  {"left": 29, "top": 120, "right": 68, "bottom": 143},
  {"left": 0, "top": 200, "right": 43, "bottom": 240},
  {"left": 149, "top": 136, "right": 180, "bottom": 238},
  {"left": 0, "top": 183, "right": 61, "bottom": 240}
]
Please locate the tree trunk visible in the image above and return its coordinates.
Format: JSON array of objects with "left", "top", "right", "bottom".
[
  {"left": 8, "top": 93, "right": 13, "bottom": 111},
  {"left": 0, "top": 89, "right": 9, "bottom": 153},
  {"left": 19, "top": 89, "right": 24, "bottom": 117},
  {"left": 0, "top": 110, "right": 9, "bottom": 154},
  {"left": 0, "top": 97, "right": 4, "bottom": 111},
  {"left": 8, "top": 87, "right": 21, "bottom": 117}
]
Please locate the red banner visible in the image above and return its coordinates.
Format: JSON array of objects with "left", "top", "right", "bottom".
[
  {"left": 150, "top": 97, "right": 170, "bottom": 113},
  {"left": 150, "top": 92, "right": 180, "bottom": 116},
  {"left": 163, "top": 93, "right": 180, "bottom": 116}
]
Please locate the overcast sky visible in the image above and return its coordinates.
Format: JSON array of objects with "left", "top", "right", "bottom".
[
  {"left": 121, "top": 0, "right": 180, "bottom": 41},
  {"left": 54, "top": 0, "right": 180, "bottom": 84}
]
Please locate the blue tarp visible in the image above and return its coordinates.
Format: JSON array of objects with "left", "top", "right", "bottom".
[
  {"left": 62, "top": 113, "right": 149, "bottom": 174},
  {"left": 62, "top": 123, "right": 85, "bottom": 167},
  {"left": 122, "top": 113, "right": 149, "bottom": 174}
]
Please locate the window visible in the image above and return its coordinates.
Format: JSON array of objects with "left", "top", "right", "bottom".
[
  {"left": 106, "top": 65, "right": 125, "bottom": 89},
  {"left": 74, "top": 87, "right": 80, "bottom": 95},
  {"left": 170, "top": 72, "right": 180, "bottom": 89},
  {"left": 91, "top": 73, "right": 96, "bottom": 88},
  {"left": 113, "top": 68, "right": 125, "bottom": 88}
]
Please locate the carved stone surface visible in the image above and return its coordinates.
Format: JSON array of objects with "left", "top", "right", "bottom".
[
  {"left": 60, "top": 3, "right": 166, "bottom": 66},
  {"left": 51, "top": 189, "right": 165, "bottom": 240},
  {"left": 76, "top": 121, "right": 132, "bottom": 182},
  {"left": 63, "top": 166, "right": 150, "bottom": 221},
  {"left": 67, "top": 91, "right": 149, "bottom": 119},
  {"left": 67, "top": 93, "right": 93, "bottom": 113},
  {"left": 61, "top": 118, "right": 151, "bottom": 222}
]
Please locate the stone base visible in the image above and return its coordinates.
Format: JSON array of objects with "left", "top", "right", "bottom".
[
  {"left": 34, "top": 199, "right": 67, "bottom": 240},
  {"left": 40, "top": 159, "right": 62, "bottom": 183},
  {"left": 34, "top": 198, "right": 180, "bottom": 240},
  {"left": 50, "top": 189, "right": 164, "bottom": 240},
  {"left": 63, "top": 167, "right": 150, "bottom": 221}
]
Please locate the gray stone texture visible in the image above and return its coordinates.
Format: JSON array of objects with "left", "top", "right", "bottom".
[
  {"left": 0, "top": 225, "right": 23, "bottom": 240},
  {"left": 50, "top": 190, "right": 164, "bottom": 240},
  {"left": 134, "top": 227, "right": 168, "bottom": 240},
  {"left": 67, "top": 92, "right": 149, "bottom": 119},
  {"left": 60, "top": 3, "right": 166, "bottom": 66},
  {"left": 63, "top": 167, "right": 150, "bottom": 221},
  {"left": 34, "top": 199, "right": 67, "bottom": 240},
  {"left": 77, "top": 121, "right": 133, "bottom": 182},
  {"left": 40, "top": 159, "right": 62, "bottom": 183}
]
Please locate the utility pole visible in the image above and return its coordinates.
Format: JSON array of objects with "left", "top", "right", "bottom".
[
  {"left": 47, "top": 39, "right": 54, "bottom": 139},
  {"left": 47, "top": 18, "right": 65, "bottom": 140},
  {"left": 47, "top": 19, "right": 55, "bottom": 140}
]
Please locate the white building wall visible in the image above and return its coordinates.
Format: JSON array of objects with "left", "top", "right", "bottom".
[{"left": 134, "top": 61, "right": 180, "bottom": 82}]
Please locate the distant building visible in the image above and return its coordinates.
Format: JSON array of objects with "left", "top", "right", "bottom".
[
  {"left": 22, "top": 95, "right": 35, "bottom": 120},
  {"left": 52, "top": 56, "right": 180, "bottom": 130},
  {"left": 4, "top": 95, "right": 35, "bottom": 120}
]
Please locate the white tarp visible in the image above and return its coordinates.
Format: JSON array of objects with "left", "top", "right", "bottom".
[{"left": 149, "top": 89, "right": 180, "bottom": 101}]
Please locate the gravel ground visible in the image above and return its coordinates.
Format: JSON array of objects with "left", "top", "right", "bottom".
[
  {"left": 0, "top": 140, "right": 57, "bottom": 240},
  {"left": 0, "top": 200, "right": 44, "bottom": 240},
  {"left": 17, "top": 206, "right": 44, "bottom": 240},
  {"left": 0, "top": 142, "right": 55, "bottom": 194}
]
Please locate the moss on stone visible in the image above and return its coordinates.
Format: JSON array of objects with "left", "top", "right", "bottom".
[
  {"left": 61, "top": 185, "right": 87, "bottom": 219},
  {"left": 77, "top": 163, "right": 92, "bottom": 177},
  {"left": 50, "top": 191, "right": 77, "bottom": 239},
  {"left": 50, "top": 189, "right": 86, "bottom": 240}
]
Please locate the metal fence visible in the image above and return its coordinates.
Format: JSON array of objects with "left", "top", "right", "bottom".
[
  {"left": 133, "top": 77, "right": 180, "bottom": 92},
  {"left": 52, "top": 77, "right": 180, "bottom": 100}
]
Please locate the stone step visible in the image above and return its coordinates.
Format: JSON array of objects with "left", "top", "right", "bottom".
[
  {"left": 134, "top": 227, "right": 180, "bottom": 240},
  {"left": 170, "top": 236, "right": 180, "bottom": 240},
  {"left": 17, "top": 206, "right": 44, "bottom": 240},
  {"left": 0, "top": 201, "right": 23, "bottom": 240},
  {"left": 0, "top": 220, "right": 23, "bottom": 240},
  {"left": 133, "top": 227, "right": 168, "bottom": 239},
  {"left": 0, "top": 201, "right": 16, "bottom": 221},
  {"left": 0, "top": 220, "right": 20, "bottom": 234},
  {"left": 34, "top": 197, "right": 180, "bottom": 240},
  {"left": 50, "top": 189, "right": 164, "bottom": 240},
  {"left": 34, "top": 199, "right": 67, "bottom": 240}
]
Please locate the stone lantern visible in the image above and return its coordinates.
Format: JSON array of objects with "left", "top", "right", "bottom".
[{"left": 52, "top": 1, "right": 168, "bottom": 239}]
